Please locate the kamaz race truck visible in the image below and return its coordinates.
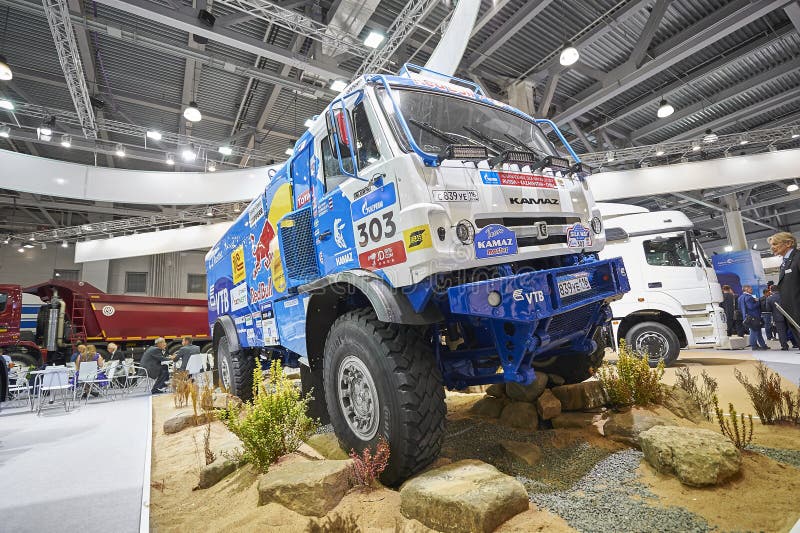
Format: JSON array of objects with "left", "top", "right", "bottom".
[{"left": 205, "top": 64, "right": 630, "bottom": 484}]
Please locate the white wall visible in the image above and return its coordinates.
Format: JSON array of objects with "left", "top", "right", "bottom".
[{"left": 107, "top": 251, "right": 207, "bottom": 299}]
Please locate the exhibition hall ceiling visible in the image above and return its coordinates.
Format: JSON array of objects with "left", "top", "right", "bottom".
[{"left": 0, "top": 0, "right": 799, "bottom": 247}]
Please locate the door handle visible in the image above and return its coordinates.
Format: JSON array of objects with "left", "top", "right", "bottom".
[
  {"left": 319, "top": 230, "right": 332, "bottom": 241},
  {"left": 648, "top": 282, "right": 662, "bottom": 288}
]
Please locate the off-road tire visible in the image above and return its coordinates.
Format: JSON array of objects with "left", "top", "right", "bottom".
[
  {"left": 539, "top": 326, "right": 608, "bottom": 384},
  {"left": 217, "top": 334, "right": 255, "bottom": 400},
  {"left": 624, "top": 321, "right": 680, "bottom": 367},
  {"left": 323, "top": 308, "right": 446, "bottom": 486},
  {"left": 9, "top": 351, "right": 39, "bottom": 369}
]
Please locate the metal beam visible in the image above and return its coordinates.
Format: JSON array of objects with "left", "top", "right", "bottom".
[
  {"left": 92, "top": 0, "right": 349, "bottom": 80},
  {"left": 627, "top": 0, "right": 671, "bottom": 69},
  {"left": 470, "top": 0, "right": 513, "bottom": 38},
  {"left": 0, "top": 196, "right": 163, "bottom": 218},
  {"left": 538, "top": 71, "right": 560, "bottom": 117},
  {"left": 569, "top": 120, "right": 595, "bottom": 151},
  {"left": 786, "top": 1, "right": 800, "bottom": 32},
  {"left": 740, "top": 190, "right": 800, "bottom": 212},
  {"left": 671, "top": 192, "right": 780, "bottom": 232},
  {"left": 552, "top": 0, "right": 788, "bottom": 125},
  {"left": 463, "top": 0, "right": 554, "bottom": 71}
]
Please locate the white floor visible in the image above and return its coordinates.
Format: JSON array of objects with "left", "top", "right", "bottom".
[{"left": 0, "top": 392, "right": 151, "bottom": 532}]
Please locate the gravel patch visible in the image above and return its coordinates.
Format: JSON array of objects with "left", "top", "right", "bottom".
[
  {"left": 747, "top": 444, "right": 800, "bottom": 469},
  {"left": 526, "top": 449, "right": 710, "bottom": 533}
]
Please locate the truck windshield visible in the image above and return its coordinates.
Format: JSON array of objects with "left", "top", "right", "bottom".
[
  {"left": 379, "top": 87, "right": 558, "bottom": 158},
  {"left": 643, "top": 235, "right": 694, "bottom": 267}
]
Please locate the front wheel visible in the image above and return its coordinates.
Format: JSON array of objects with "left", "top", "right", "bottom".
[
  {"left": 539, "top": 325, "right": 608, "bottom": 384},
  {"left": 323, "top": 308, "right": 446, "bottom": 486},
  {"left": 624, "top": 321, "right": 680, "bottom": 367},
  {"left": 216, "top": 333, "right": 254, "bottom": 400}
]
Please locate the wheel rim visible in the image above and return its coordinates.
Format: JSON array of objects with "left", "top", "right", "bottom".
[
  {"left": 635, "top": 331, "right": 670, "bottom": 363},
  {"left": 218, "top": 340, "right": 232, "bottom": 391},
  {"left": 337, "top": 355, "right": 379, "bottom": 441}
]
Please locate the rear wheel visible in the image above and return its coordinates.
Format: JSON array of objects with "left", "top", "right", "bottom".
[
  {"left": 8, "top": 351, "right": 39, "bottom": 369},
  {"left": 216, "top": 333, "right": 254, "bottom": 400},
  {"left": 624, "top": 321, "right": 680, "bottom": 367},
  {"left": 323, "top": 308, "right": 446, "bottom": 486}
]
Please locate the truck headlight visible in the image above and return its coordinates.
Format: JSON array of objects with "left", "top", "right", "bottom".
[
  {"left": 590, "top": 216, "right": 602, "bottom": 234},
  {"left": 456, "top": 219, "right": 475, "bottom": 244},
  {"left": 488, "top": 291, "right": 502, "bottom": 307}
]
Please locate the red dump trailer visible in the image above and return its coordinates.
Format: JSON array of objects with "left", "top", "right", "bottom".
[{"left": 0, "top": 280, "right": 211, "bottom": 366}]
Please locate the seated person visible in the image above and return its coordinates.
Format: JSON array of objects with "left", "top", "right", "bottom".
[
  {"left": 140, "top": 337, "right": 173, "bottom": 394},
  {"left": 175, "top": 336, "right": 201, "bottom": 373},
  {"left": 70, "top": 344, "right": 86, "bottom": 363},
  {"left": 75, "top": 344, "right": 108, "bottom": 395}
]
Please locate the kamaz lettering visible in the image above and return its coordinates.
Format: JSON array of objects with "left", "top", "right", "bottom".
[
  {"left": 476, "top": 238, "right": 514, "bottom": 249},
  {"left": 335, "top": 252, "right": 353, "bottom": 266},
  {"left": 510, "top": 197, "right": 559, "bottom": 205}
]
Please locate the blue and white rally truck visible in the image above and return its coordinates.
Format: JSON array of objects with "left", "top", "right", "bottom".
[{"left": 205, "top": 64, "right": 630, "bottom": 484}]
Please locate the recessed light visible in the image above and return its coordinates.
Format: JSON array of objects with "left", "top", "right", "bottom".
[
  {"left": 115, "top": 143, "right": 126, "bottom": 157},
  {"left": 218, "top": 146, "right": 233, "bottom": 156},
  {"left": 364, "top": 31, "right": 385, "bottom": 48},
  {"left": 146, "top": 130, "right": 162, "bottom": 141},
  {"left": 0, "top": 98, "right": 13, "bottom": 111},
  {"left": 559, "top": 42, "right": 580, "bottom": 66},
  {"left": 183, "top": 101, "right": 202, "bottom": 122},
  {"left": 60, "top": 134, "right": 71, "bottom": 148}
]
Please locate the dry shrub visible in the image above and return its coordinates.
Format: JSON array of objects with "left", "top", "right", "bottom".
[
  {"left": 714, "top": 396, "right": 754, "bottom": 449},
  {"left": 349, "top": 435, "right": 390, "bottom": 488},
  {"left": 172, "top": 371, "right": 191, "bottom": 408},
  {"left": 306, "top": 513, "right": 361, "bottom": 533},
  {"left": 675, "top": 366, "right": 719, "bottom": 421},
  {"left": 735, "top": 363, "right": 800, "bottom": 425},
  {"left": 200, "top": 377, "right": 215, "bottom": 413},
  {"left": 190, "top": 381, "right": 199, "bottom": 419},
  {"left": 597, "top": 340, "right": 664, "bottom": 406},
  {"left": 221, "top": 360, "right": 317, "bottom": 472}
]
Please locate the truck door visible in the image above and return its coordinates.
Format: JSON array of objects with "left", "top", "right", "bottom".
[{"left": 640, "top": 232, "right": 712, "bottom": 306}]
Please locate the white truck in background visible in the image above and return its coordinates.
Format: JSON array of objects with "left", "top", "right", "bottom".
[{"left": 597, "top": 203, "right": 728, "bottom": 366}]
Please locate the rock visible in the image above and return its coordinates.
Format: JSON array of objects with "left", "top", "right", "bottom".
[
  {"left": 196, "top": 456, "right": 237, "bottom": 489},
  {"left": 660, "top": 385, "right": 704, "bottom": 423},
  {"left": 400, "top": 459, "right": 529, "bottom": 533},
  {"left": 638, "top": 426, "right": 741, "bottom": 487},
  {"left": 470, "top": 396, "right": 506, "bottom": 418},
  {"left": 550, "top": 381, "right": 608, "bottom": 411},
  {"left": 536, "top": 389, "right": 561, "bottom": 420},
  {"left": 306, "top": 433, "right": 349, "bottom": 460},
  {"left": 550, "top": 411, "right": 599, "bottom": 429},
  {"left": 505, "top": 373, "right": 548, "bottom": 403},
  {"left": 485, "top": 383, "right": 506, "bottom": 398},
  {"left": 499, "top": 402, "right": 539, "bottom": 430},
  {"left": 460, "top": 385, "right": 490, "bottom": 394},
  {"left": 163, "top": 412, "right": 198, "bottom": 434},
  {"left": 257, "top": 459, "right": 352, "bottom": 516},
  {"left": 603, "top": 409, "right": 671, "bottom": 448},
  {"left": 547, "top": 374, "right": 566, "bottom": 386},
  {"left": 211, "top": 393, "right": 241, "bottom": 410},
  {"left": 500, "top": 440, "right": 542, "bottom": 466}
]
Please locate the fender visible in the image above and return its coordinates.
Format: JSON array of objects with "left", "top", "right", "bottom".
[
  {"left": 300, "top": 270, "right": 443, "bottom": 325},
  {"left": 213, "top": 314, "right": 241, "bottom": 353}
]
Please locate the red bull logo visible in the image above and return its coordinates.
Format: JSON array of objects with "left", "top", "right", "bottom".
[{"left": 249, "top": 220, "right": 276, "bottom": 280}]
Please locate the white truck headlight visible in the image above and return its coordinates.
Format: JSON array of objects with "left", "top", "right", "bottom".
[
  {"left": 456, "top": 219, "right": 475, "bottom": 244},
  {"left": 590, "top": 216, "right": 603, "bottom": 234}
]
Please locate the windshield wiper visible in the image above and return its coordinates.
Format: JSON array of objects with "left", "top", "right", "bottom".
[
  {"left": 463, "top": 126, "right": 505, "bottom": 154},
  {"left": 409, "top": 119, "right": 460, "bottom": 145},
  {"left": 503, "top": 133, "right": 541, "bottom": 156}
]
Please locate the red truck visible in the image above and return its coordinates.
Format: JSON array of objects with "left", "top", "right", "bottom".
[{"left": 0, "top": 280, "right": 211, "bottom": 366}]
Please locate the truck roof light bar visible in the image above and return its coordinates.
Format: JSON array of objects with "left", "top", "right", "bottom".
[
  {"left": 438, "top": 144, "right": 489, "bottom": 164},
  {"left": 569, "top": 162, "right": 593, "bottom": 179},
  {"left": 532, "top": 155, "right": 571, "bottom": 173},
  {"left": 488, "top": 149, "right": 539, "bottom": 169}
]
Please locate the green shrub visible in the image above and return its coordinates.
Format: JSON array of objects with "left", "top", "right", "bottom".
[
  {"left": 736, "top": 362, "right": 800, "bottom": 425},
  {"left": 714, "top": 396, "right": 754, "bottom": 449},
  {"left": 597, "top": 340, "right": 664, "bottom": 407},
  {"left": 221, "top": 360, "right": 318, "bottom": 472}
]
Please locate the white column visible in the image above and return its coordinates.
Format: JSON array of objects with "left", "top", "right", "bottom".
[
  {"left": 722, "top": 194, "right": 748, "bottom": 251},
  {"left": 81, "top": 259, "right": 110, "bottom": 291}
]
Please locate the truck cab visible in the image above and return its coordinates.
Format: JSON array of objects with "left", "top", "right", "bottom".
[{"left": 598, "top": 203, "right": 727, "bottom": 365}]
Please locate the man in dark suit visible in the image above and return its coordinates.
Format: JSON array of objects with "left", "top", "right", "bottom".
[
  {"left": 175, "top": 336, "right": 201, "bottom": 373},
  {"left": 721, "top": 285, "right": 737, "bottom": 337},
  {"left": 140, "top": 337, "right": 172, "bottom": 393},
  {"left": 770, "top": 232, "right": 800, "bottom": 351}
]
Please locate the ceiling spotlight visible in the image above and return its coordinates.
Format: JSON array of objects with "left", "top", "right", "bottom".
[
  {"left": 787, "top": 182, "right": 799, "bottom": 192},
  {"left": 183, "top": 101, "right": 202, "bottom": 122},
  {"left": 218, "top": 145, "right": 233, "bottom": 156},
  {"left": 61, "top": 240, "right": 68, "bottom": 248},
  {"left": 2, "top": 236, "right": 8, "bottom": 244},
  {"left": 0, "top": 125, "right": 9, "bottom": 138},
  {"left": 38, "top": 117, "right": 55, "bottom": 138},
  {"left": 605, "top": 151, "right": 614, "bottom": 163},
  {"left": 166, "top": 153, "right": 175, "bottom": 165},
  {"left": 723, "top": 245, "right": 733, "bottom": 252},
  {"left": 0, "top": 98, "right": 13, "bottom": 111},
  {"left": 115, "top": 143, "right": 126, "bottom": 157},
  {"left": 205, "top": 206, "right": 214, "bottom": 217},
  {"left": 791, "top": 126, "right": 799, "bottom": 139},
  {"left": 559, "top": 41, "right": 580, "bottom": 66},
  {"left": 681, "top": 156, "right": 689, "bottom": 163},
  {"left": 181, "top": 146, "right": 196, "bottom": 161},
  {"left": 208, "top": 162, "right": 217, "bottom": 172},
  {"left": 304, "top": 118, "right": 314, "bottom": 128},
  {"left": 60, "top": 134, "right": 71, "bottom": 148},
  {"left": 739, "top": 135, "right": 749, "bottom": 145},
  {"left": 702, "top": 129, "right": 717, "bottom": 143},
  {"left": 655, "top": 146, "right": 665, "bottom": 156},
  {"left": 29, "top": 235, "right": 34, "bottom": 241},
  {"left": 691, "top": 141, "right": 701, "bottom": 152},
  {"left": 769, "top": 144, "right": 778, "bottom": 153},
  {"left": 233, "top": 202, "right": 241, "bottom": 213},
  {"left": 285, "top": 147, "right": 294, "bottom": 156},
  {"left": 23, "top": 243, "right": 34, "bottom": 249},
  {"left": 0, "top": 55, "right": 12, "bottom": 81},
  {"left": 41, "top": 243, "right": 46, "bottom": 250},
  {"left": 38, "top": 126, "right": 52, "bottom": 137},
  {"left": 330, "top": 80, "right": 347, "bottom": 92},
  {"left": 364, "top": 31, "right": 385, "bottom": 48},
  {"left": 146, "top": 130, "right": 162, "bottom": 141},
  {"left": 17, "top": 247, "right": 23, "bottom": 253},
  {"left": 656, "top": 99, "right": 674, "bottom": 118}
]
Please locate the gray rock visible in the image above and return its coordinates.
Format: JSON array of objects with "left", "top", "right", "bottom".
[
  {"left": 603, "top": 409, "right": 670, "bottom": 448},
  {"left": 459, "top": 385, "right": 490, "bottom": 394},
  {"left": 485, "top": 383, "right": 506, "bottom": 399},
  {"left": 499, "top": 440, "right": 542, "bottom": 466},
  {"left": 536, "top": 389, "right": 562, "bottom": 420},
  {"left": 505, "top": 373, "right": 548, "bottom": 403},
  {"left": 660, "top": 385, "right": 704, "bottom": 423},
  {"left": 469, "top": 396, "right": 506, "bottom": 418},
  {"left": 499, "top": 402, "right": 539, "bottom": 430},
  {"left": 550, "top": 411, "right": 600, "bottom": 429},
  {"left": 550, "top": 381, "right": 608, "bottom": 411},
  {"left": 257, "top": 459, "right": 352, "bottom": 516},
  {"left": 197, "top": 457, "right": 237, "bottom": 489},
  {"left": 400, "top": 459, "right": 529, "bottom": 533},
  {"left": 306, "top": 433, "right": 349, "bottom": 460},
  {"left": 638, "top": 426, "right": 741, "bottom": 487},
  {"left": 547, "top": 373, "right": 566, "bottom": 386},
  {"left": 163, "top": 412, "right": 198, "bottom": 434}
]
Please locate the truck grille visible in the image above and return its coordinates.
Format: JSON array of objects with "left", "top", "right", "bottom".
[
  {"left": 475, "top": 216, "right": 581, "bottom": 247},
  {"left": 279, "top": 207, "right": 319, "bottom": 286},
  {"left": 547, "top": 305, "right": 595, "bottom": 337}
]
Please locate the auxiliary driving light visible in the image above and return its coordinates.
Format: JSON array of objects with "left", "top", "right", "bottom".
[
  {"left": 590, "top": 216, "right": 603, "bottom": 234},
  {"left": 488, "top": 291, "right": 502, "bottom": 307},
  {"left": 456, "top": 219, "right": 475, "bottom": 244}
]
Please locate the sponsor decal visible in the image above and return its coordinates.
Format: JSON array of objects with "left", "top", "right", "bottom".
[
  {"left": 207, "top": 246, "right": 224, "bottom": 269},
  {"left": 356, "top": 211, "right": 396, "bottom": 247},
  {"left": 567, "top": 223, "right": 593, "bottom": 248},
  {"left": 297, "top": 189, "right": 311, "bottom": 208},
  {"left": 249, "top": 220, "right": 276, "bottom": 280},
  {"left": 431, "top": 189, "right": 479, "bottom": 202},
  {"left": 102, "top": 305, "right": 115, "bottom": 317},
  {"left": 262, "top": 302, "right": 279, "bottom": 345},
  {"left": 350, "top": 182, "right": 396, "bottom": 222},
  {"left": 333, "top": 218, "right": 347, "bottom": 249},
  {"left": 335, "top": 250, "right": 354, "bottom": 266},
  {"left": 283, "top": 298, "right": 299, "bottom": 308},
  {"left": 247, "top": 199, "right": 265, "bottom": 227},
  {"left": 231, "top": 245, "right": 246, "bottom": 285},
  {"left": 404, "top": 225, "right": 432, "bottom": 252},
  {"left": 230, "top": 283, "right": 248, "bottom": 311},
  {"left": 480, "top": 171, "right": 557, "bottom": 189},
  {"left": 359, "top": 241, "right": 407, "bottom": 270},
  {"left": 474, "top": 224, "right": 518, "bottom": 259},
  {"left": 249, "top": 280, "right": 273, "bottom": 304},
  {"left": 353, "top": 174, "right": 384, "bottom": 200},
  {"left": 512, "top": 288, "right": 545, "bottom": 304},
  {"left": 509, "top": 197, "right": 559, "bottom": 205}
]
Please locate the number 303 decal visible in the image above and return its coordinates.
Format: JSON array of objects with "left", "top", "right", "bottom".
[{"left": 357, "top": 212, "right": 396, "bottom": 247}]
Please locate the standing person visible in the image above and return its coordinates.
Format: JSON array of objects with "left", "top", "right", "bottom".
[
  {"left": 760, "top": 287, "right": 774, "bottom": 341},
  {"left": 175, "top": 336, "right": 201, "bottom": 373},
  {"left": 767, "top": 290, "right": 792, "bottom": 351},
  {"left": 769, "top": 232, "right": 800, "bottom": 350},
  {"left": 721, "top": 285, "right": 737, "bottom": 337},
  {"left": 732, "top": 288, "right": 746, "bottom": 337},
  {"left": 738, "top": 285, "right": 768, "bottom": 350},
  {"left": 140, "top": 338, "right": 172, "bottom": 394}
]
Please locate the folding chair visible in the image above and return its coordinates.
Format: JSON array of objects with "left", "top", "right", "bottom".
[
  {"left": 122, "top": 362, "right": 151, "bottom": 395},
  {"left": 36, "top": 367, "right": 72, "bottom": 415},
  {"left": 186, "top": 353, "right": 209, "bottom": 388},
  {"left": 73, "top": 361, "right": 111, "bottom": 404},
  {"left": 6, "top": 367, "right": 33, "bottom": 409}
]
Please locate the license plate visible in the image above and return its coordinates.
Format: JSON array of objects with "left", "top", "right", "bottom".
[{"left": 557, "top": 273, "right": 592, "bottom": 298}]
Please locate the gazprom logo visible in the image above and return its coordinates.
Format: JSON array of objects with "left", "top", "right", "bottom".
[{"left": 351, "top": 182, "right": 396, "bottom": 222}]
